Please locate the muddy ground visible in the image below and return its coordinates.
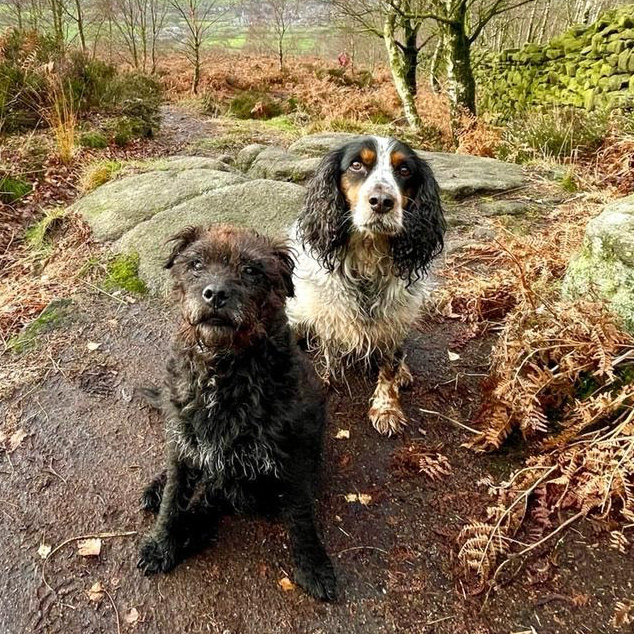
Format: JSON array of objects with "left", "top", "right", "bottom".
[{"left": 1, "top": 287, "right": 630, "bottom": 634}]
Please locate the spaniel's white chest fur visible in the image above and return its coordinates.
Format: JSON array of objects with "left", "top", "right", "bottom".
[{"left": 287, "top": 226, "right": 425, "bottom": 372}]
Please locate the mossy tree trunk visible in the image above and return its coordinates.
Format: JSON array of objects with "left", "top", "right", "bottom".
[
  {"left": 384, "top": 9, "right": 422, "bottom": 132},
  {"left": 444, "top": 11, "right": 476, "bottom": 116},
  {"left": 403, "top": 21, "right": 419, "bottom": 95}
]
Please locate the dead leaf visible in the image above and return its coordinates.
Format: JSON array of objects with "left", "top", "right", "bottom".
[
  {"left": 278, "top": 576, "right": 294, "bottom": 591},
  {"left": 77, "top": 538, "right": 102, "bottom": 556},
  {"left": 86, "top": 342, "right": 101, "bottom": 351},
  {"left": 8, "top": 428, "right": 27, "bottom": 452},
  {"left": 87, "top": 581, "right": 105, "bottom": 603},
  {"left": 123, "top": 607, "right": 139, "bottom": 625},
  {"left": 335, "top": 429, "right": 350, "bottom": 439},
  {"left": 38, "top": 543, "right": 51, "bottom": 559},
  {"left": 345, "top": 493, "right": 372, "bottom": 505},
  {"left": 447, "top": 350, "right": 460, "bottom": 361}
]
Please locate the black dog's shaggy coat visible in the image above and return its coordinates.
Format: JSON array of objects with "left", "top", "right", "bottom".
[{"left": 137, "top": 224, "right": 336, "bottom": 601}]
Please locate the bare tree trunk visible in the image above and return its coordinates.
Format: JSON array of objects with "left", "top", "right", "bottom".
[
  {"left": 50, "top": 0, "right": 65, "bottom": 48},
  {"left": 538, "top": 0, "right": 552, "bottom": 42},
  {"left": 74, "top": 0, "right": 86, "bottom": 53},
  {"left": 384, "top": 10, "right": 422, "bottom": 132},
  {"left": 525, "top": 0, "right": 539, "bottom": 43}
]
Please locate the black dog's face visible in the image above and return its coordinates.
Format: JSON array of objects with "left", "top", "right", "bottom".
[
  {"left": 338, "top": 136, "right": 424, "bottom": 236},
  {"left": 165, "top": 225, "right": 294, "bottom": 348}
]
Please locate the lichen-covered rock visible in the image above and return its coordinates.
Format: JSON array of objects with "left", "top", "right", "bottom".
[
  {"left": 113, "top": 180, "right": 306, "bottom": 294},
  {"left": 563, "top": 194, "right": 634, "bottom": 330},
  {"left": 74, "top": 164, "right": 245, "bottom": 241},
  {"left": 287, "top": 132, "right": 359, "bottom": 157},
  {"left": 245, "top": 146, "right": 321, "bottom": 182},
  {"left": 235, "top": 144, "right": 267, "bottom": 171}
]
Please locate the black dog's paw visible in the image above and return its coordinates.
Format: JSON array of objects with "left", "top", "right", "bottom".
[
  {"left": 295, "top": 560, "right": 337, "bottom": 602},
  {"left": 140, "top": 472, "right": 167, "bottom": 514},
  {"left": 137, "top": 536, "right": 178, "bottom": 575}
]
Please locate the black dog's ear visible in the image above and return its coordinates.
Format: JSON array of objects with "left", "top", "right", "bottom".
[
  {"left": 165, "top": 225, "right": 202, "bottom": 269},
  {"left": 390, "top": 155, "right": 446, "bottom": 282},
  {"left": 297, "top": 148, "right": 349, "bottom": 271},
  {"left": 271, "top": 240, "right": 295, "bottom": 299}
]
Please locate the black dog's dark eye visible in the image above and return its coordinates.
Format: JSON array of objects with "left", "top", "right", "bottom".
[
  {"left": 243, "top": 266, "right": 259, "bottom": 276},
  {"left": 398, "top": 165, "right": 411, "bottom": 177},
  {"left": 190, "top": 259, "right": 203, "bottom": 272},
  {"left": 350, "top": 161, "right": 363, "bottom": 172}
]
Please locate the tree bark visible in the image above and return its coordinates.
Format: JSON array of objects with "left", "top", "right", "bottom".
[
  {"left": 444, "top": 13, "right": 476, "bottom": 116},
  {"left": 384, "top": 10, "right": 422, "bottom": 132},
  {"left": 403, "top": 21, "right": 418, "bottom": 96},
  {"left": 429, "top": 34, "right": 443, "bottom": 93}
]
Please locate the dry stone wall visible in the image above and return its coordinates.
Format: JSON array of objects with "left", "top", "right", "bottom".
[{"left": 475, "top": 5, "right": 634, "bottom": 116}]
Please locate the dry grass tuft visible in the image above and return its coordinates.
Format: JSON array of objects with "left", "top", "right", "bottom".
[
  {"left": 435, "top": 197, "right": 634, "bottom": 593},
  {"left": 0, "top": 211, "right": 101, "bottom": 347}
]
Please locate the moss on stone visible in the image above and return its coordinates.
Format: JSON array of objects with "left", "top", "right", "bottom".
[{"left": 103, "top": 253, "right": 148, "bottom": 295}]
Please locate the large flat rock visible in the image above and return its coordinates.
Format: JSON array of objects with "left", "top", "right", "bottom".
[
  {"left": 245, "top": 133, "right": 527, "bottom": 198},
  {"left": 74, "top": 165, "right": 245, "bottom": 241},
  {"left": 114, "top": 180, "right": 306, "bottom": 295},
  {"left": 417, "top": 151, "right": 526, "bottom": 198}
]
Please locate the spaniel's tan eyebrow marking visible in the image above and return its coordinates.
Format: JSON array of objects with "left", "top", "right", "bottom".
[
  {"left": 360, "top": 147, "right": 376, "bottom": 165},
  {"left": 390, "top": 150, "right": 406, "bottom": 167}
]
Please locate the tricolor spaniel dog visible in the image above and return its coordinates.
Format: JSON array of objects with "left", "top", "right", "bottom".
[{"left": 287, "top": 136, "right": 446, "bottom": 436}]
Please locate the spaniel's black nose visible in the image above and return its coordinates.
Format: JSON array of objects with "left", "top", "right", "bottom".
[
  {"left": 369, "top": 192, "right": 395, "bottom": 214},
  {"left": 202, "top": 284, "right": 229, "bottom": 308}
]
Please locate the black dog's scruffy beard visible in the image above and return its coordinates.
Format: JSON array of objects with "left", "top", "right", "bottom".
[
  {"left": 177, "top": 293, "right": 263, "bottom": 351},
  {"left": 164, "top": 224, "right": 294, "bottom": 354}
]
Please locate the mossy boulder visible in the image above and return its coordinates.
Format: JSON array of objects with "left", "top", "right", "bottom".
[
  {"left": 74, "top": 164, "right": 246, "bottom": 241},
  {"left": 113, "top": 180, "right": 306, "bottom": 294},
  {"left": 563, "top": 194, "right": 634, "bottom": 331}
]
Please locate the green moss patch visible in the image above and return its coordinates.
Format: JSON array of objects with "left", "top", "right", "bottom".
[
  {"left": 7, "top": 299, "right": 73, "bottom": 353},
  {"left": 103, "top": 253, "right": 147, "bottom": 295},
  {"left": 0, "top": 175, "right": 32, "bottom": 203}
]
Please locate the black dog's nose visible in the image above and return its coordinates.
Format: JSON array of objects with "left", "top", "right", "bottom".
[
  {"left": 369, "top": 192, "right": 395, "bottom": 214},
  {"left": 202, "top": 284, "right": 229, "bottom": 308}
]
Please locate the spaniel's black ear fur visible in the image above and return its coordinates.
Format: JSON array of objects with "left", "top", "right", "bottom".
[
  {"left": 297, "top": 148, "right": 350, "bottom": 271},
  {"left": 271, "top": 241, "right": 295, "bottom": 299},
  {"left": 390, "top": 155, "right": 446, "bottom": 283},
  {"left": 165, "top": 225, "right": 202, "bottom": 269}
]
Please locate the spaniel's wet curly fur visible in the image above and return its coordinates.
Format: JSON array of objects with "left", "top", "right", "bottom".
[
  {"left": 287, "top": 136, "right": 446, "bottom": 435},
  {"left": 137, "top": 224, "right": 336, "bottom": 601}
]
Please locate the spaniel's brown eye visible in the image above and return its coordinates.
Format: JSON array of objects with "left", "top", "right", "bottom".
[
  {"left": 190, "top": 259, "right": 203, "bottom": 272},
  {"left": 399, "top": 165, "right": 410, "bottom": 177},
  {"left": 350, "top": 161, "right": 363, "bottom": 171}
]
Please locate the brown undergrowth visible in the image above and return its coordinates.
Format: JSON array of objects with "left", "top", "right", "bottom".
[{"left": 434, "top": 197, "right": 634, "bottom": 596}]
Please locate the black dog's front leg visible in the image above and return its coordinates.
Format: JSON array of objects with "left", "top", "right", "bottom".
[
  {"left": 137, "top": 458, "right": 199, "bottom": 575},
  {"left": 286, "top": 494, "right": 336, "bottom": 602}
]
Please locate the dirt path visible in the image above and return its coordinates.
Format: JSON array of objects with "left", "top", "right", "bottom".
[
  {"left": 0, "top": 278, "right": 628, "bottom": 634},
  {"left": 0, "top": 109, "right": 629, "bottom": 633}
]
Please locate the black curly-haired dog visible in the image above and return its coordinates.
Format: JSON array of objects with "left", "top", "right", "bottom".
[
  {"left": 137, "top": 224, "right": 336, "bottom": 601},
  {"left": 287, "top": 136, "right": 446, "bottom": 436}
]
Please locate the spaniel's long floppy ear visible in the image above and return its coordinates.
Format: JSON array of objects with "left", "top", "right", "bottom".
[
  {"left": 271, "top": 240, "right": 295, "bottom": 299},
  {"left": 297, "top": 147, "right": 349, "bottom": 271},
  {"left": 390, "top": 156, "right": 446, "bottom": 282},
  {"left": 164, "top": 225, "right": 202, "bottom": 269}
]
